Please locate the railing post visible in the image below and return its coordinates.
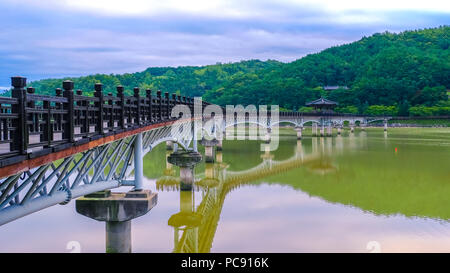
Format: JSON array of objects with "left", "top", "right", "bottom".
[
  {"left": 117, "top": 86, "right": 125, "bottom": 129},
  {"left": 63, "top": 81, "right": 75, "bottom": 143},
  {"left": 42, "top": 97, "right": 52, "bottom": 148},
  {"left": 55, "top": 88, "right": 63, "bottom": 132},
  {"left": 134, "top": 87, "right": 141, "bottom": 126},
  {"left": 107, "top": 93, "right": 113, "bottom": 129},
  {"left": 94, "top": 83, "right": 104, "bottom": 135},
  {"left": 171, "top": 93, "right": 177, "bottom": 119},
  {"left": 165, "top": 92, "right": 170, "bottom": 120},
  {"left": 146, "top": 89, "right": 152, "bottom": 123},
  {"left": 10, "top": 76, "right": 28, "bottom": 154},
  {"left": 26, "top": 87, "right": 37, "bottom": 135},
  {"left": 157, "top": 90, "right": 162, "bottom": 121}
]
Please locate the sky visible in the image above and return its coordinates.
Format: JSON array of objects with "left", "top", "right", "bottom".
[{"left": 0, "top": 0, "right": 449, "bottom": 88}]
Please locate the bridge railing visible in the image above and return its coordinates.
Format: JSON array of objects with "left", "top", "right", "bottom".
[{"left": 0, "top": 76, "right": 208, "bottom": 168}]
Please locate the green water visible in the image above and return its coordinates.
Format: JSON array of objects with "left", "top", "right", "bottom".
[
  {"left": 143, "top": 127, "right": 450, "bottom": 252},
  {"left": 0, "top": 127, "right": 449, "bottom": 252}
]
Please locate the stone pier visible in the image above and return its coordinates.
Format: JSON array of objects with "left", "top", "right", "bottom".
[
  {"left": 76, "top": 190, "right": 157, "bottom": 253},
  {"left": 295, "top": 127, "right": 303, "bottom": 140},
  {"left": 167, "top": 150, "right": 202, "bottom": 191},
  {"left": 200, "top": 138, "right": 219, "bottom": 163},
  {"left": 166, "top": 141, "right": 173, "bottom": 150},
  {"left": 216, "top": 139, "right": 223, "bottom": 151}
]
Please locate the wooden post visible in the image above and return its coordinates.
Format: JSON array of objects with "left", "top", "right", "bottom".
[
  {"left": 94, "top": 83, "right": 104, "bottom": 135},
  {"left": 146, "top": 89, "right": 152, "bottom": 123},
  {"left": 165, "top": 92, "right": 170, "bottom": 120},
  {"left": 26, "top": 87, "right": 37, "bottom": 135},
  {"left": 42, "top": 98, "right": 52, "bottom": 148},
  {"left": 171, "top": 93, "right": 177, "bottom": 119},
  {"left": 134, "top": 87, "right": 141, "bottom": 126},
  {"left": 157, "top": 90, "right": 162, "bottom": 121},
  {"left": 10, "top": 76, "right": 28, "bottom": 154},
  {"left": 63, "top": 81, "right": 75, "bottom": 143},
  {"left": 117, "top": 86, "right": 125, "bottom": 129}
]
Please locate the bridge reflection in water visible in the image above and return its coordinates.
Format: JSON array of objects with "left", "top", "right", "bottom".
[{"left": 151, "top": 133, "right": 368, "bottom": 253}]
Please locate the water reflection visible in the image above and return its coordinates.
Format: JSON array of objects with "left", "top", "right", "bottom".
[
  {"left": 156, "top": 132, "right": 370, "bottom": 253},
  {"left": 0, "top": 128, "right": 449, "bottom": 252},
  {"left": 153, "top": 128, "right": 450, "bottom": 253}
]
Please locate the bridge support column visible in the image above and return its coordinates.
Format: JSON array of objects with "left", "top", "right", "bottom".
[
  {"left": 337, "top": 126, "right": 342, "bottom": 135},
  {"left": 164, "top": 151, "right": 175, "bottom": 176},
  {"left": 296, "top": 140, "right": 304, "bottom": 160},
  {"left": 166, "top": 141, "right": 173, "bottom": 150},
  {"left": 216, "top": 151, "right": 223, "bottom": 164},
  {"left": 312, "top": 123, "right": 318, "bottom": 137},
  {"left": 200, "top": 138, "right": 219, "bottom": 163},
  {"left": 295, "top": 127, "right": 302, "bottom": 140},
  {"left": 320, "top": 125, "right": 325, "bottom": 137},
  {"left": 327, "top": 125, "right": 332, "bottom": 137},
  {"left": 350, "top": 124, "right": 354, "bottom": 133},
  {"left": 264, "top": 128, "right": 272, "bottom": 143},
  {"left": 134, "top": 133, "right": 144, "bottom": 191},
  {"left": 76, "top": 190, "right": 157, "bottom": 253},
  {"left": 168, "top": 150, "right": 202, "bottom": 191},
  {"left": 384, "top": 120, "right": 388, "bottom": 131},
  {"left": 216, "top": 139, "right": 223, "bottom": 151}
]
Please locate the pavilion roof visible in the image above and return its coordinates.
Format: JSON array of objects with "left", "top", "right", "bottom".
[{"left": 306, "top": 97, "right": 338, "bottom": 106}]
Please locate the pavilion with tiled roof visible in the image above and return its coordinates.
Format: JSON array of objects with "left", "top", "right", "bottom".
[{"left": 306, "top": 97, "right": 338, "bottom": 113}]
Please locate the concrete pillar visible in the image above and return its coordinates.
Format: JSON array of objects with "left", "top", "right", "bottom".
[
  {"left": 350, "top": 123, "right": 354, "bottom": 133},
  {"left": 320, "top": 125, "right": 325, "bottom": 137},
  {"left": 384, "top": 120, "right": 388, "bottom": 131},
  {"left": 295, "top": 127, "right": 302, "bottom": 140},
  {"left": 320, "top": 136, "right": 325, "bottom": 154},
  {"left": 216, "top": 151, "right": 223, "bottom": 164},
  {"left": 312, "top": 137, "right": 318, "bottom": 155},
  {"left": 264, "top": 128, "right": 271, "bottom": 143},
  {"left": 164, "top": 151, "right": 175, "bottom": 176},
  {"left": 205, "top": 163, "right": 214, "bottom": 179},
  {"left": 166, "top": 140, "right": 173, "bottom": 150},
  {"left": 337, "top": 127, "right": 342, "bottom": 135},
  {"left": 296, "top": 140, "right": 304, "bottom": 160},
  {"left": 168, "top": 190, "right": 201, "bottom": 252},
  {"left": 327, "top": 125, "right": 332, "bottom": 137},
  {"left": 134, "top": 133, "right": 143, "bottom": 191},
  {"left": 106, "top": 220, "right": 131, "bottom": 253},
  {"left": 216, "top": 139, "right": 223, "bottom": 151},
  {"left": 205, "top": 146, "right": 214, "bottom": 163},
  {"left": 312, "top": 123, "right": 318, "bottom": 136},
  {"left": 200, "top": 138, "right": 218, "bottom": 163},
  {"left": 180, "top": 167, "right": 195, "bottom": 190},
  {"left": 76, "top": 190, "right": 157, "bottom": 253},
  {"left": 168, "top": 150, "right": 202, "bottom": 191}
]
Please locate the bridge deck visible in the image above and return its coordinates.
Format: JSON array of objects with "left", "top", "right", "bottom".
[{"left": 0, "top": 119, "right": 179, "bottom": 179}]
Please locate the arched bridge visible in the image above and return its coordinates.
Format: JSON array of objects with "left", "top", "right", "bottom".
[{"left": 0, "top": 76, "right": 387, "bottom": 226}]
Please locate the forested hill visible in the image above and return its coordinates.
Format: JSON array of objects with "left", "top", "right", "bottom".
[
  {"left": 19, "top": 26, "right": 450, "bottom": 116},
  {"left": 25, "top": 60, "right": 282, "bottom": 98},
  {"left": 203, "top": 26, "right": 449, "bottom": 115}
]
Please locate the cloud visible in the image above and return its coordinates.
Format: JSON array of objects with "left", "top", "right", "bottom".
[{"left": 0, "top": 0, "right": 448, "bottom": 86}]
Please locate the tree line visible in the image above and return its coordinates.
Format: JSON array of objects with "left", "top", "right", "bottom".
[{"left": 6, "top": 26, "right": 449, "bottom": 117}]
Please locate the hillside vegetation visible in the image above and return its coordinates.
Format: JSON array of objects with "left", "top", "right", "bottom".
[{"left": 20, "top": 26, "right": 450, "bottom": 116}]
